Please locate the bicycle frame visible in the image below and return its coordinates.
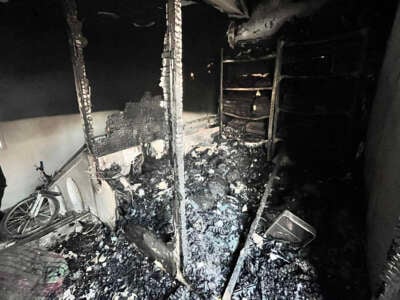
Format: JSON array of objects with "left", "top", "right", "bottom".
[
  {"left": 28, "top": 190, "right": 61, "bottom": 218},
  {"left": 28, "top": 193, "right": 44, "bottom": 218}
]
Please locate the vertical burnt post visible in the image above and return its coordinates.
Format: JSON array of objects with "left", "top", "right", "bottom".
[
  {"left": 267, "top": 40, "right": 284, "bottom": 161},
  {"left": 62, "top": 0, "right": 95, "bottom": 154},
  {"left": 161, "top": 0, "right": 188, "bottom": 281},
  {"left": 62, "top": 0, "right": 99, "bottom": 187}
]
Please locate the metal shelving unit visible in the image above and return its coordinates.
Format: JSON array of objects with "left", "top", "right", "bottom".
[
  {"left": 268, "top": 29, "right": 368, "bottom": 161},
  {"left": 219, "top": 46, "right": 281, "bottom": 158}
]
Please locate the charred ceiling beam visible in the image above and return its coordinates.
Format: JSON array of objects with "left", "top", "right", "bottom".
[
  {"left": 227, "top": 0, "right": 328, "bottom": 47},
  {"left": 203, "top": 0, "right": 249, "bottom": 18},
  {"left": 161, "top": 0, "right": 188, "bottom": 284}
]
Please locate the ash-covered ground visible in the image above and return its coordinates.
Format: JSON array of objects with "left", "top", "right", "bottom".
[
  {"left": 232, "top": 239, "right": 321, "bottom": 300},
  {"left": 47, "top": 136, "right": 368, "bottom": 299},
  {"left": 183, "top": 140, "right": 271, "bottom": 297},
  {"left": 49, "top": 221, "right": 178, "bottom": 299}
]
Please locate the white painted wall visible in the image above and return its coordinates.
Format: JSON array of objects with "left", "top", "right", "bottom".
[{"left": 0, "top": 111, "right": 115, "bottom": 209}]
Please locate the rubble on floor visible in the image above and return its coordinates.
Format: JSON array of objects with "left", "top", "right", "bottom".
[
  {"left": 49, "top": 220, "right": 177, "bottom": 299},
  {"left": 183, "top": 139, "right": 271, "bottom": 297},
  {"left": 104, "top": 156, "right": 175, "bottom": 241},
  {"left": 102, "top": 137, "right": 273, "bottom": 297},
  {"left": 223, "top": 120, "right": 266, "bottom": 143},
  {"left": 46, "top": 134, "right": 368, "bottom": 299},
  {"left": 264, "top": 167, "right": 371, "bottom": 300},
  {"left": 232, "top": 239, "right": 322, "bottom": 300}
]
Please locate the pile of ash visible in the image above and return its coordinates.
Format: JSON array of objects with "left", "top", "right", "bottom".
[
  {"left": 101, "top": 138, "right": 271, "bottom": 297},
  {"left": 50, "top": 137, "right": 326, "bottom": 299},
  {"left": 183, "top": 140, "right": 270, "bottom": 297},
  {"left": 103, "top": 157, "right": 175, "bottom": 241},
  {"left": 233, "top": 239, "right": 321, "bottom": 299},
  {"left": 222, "top": 120, "right": 267, "bottom": 143},
  {"left": 49, "top": 220, "right": 177, "bottom": 299}
]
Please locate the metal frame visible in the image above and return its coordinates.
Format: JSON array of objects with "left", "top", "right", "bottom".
[
  {"left": 220, "top": 46, "right": 280, "bottom": 157},
  {"left": 268, "top": 30, "right": 368, "bottom": 161},
  {"left": 267, "top": 40, "right": 284, "bottom": 161}
]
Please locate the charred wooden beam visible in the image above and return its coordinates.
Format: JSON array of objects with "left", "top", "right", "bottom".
[
  {"left": 62, "top": 0, "right": 95, "bottom": 153},
  {"left": 227, "top": 0, "right": 328, "bottom": 48},
  {"left": 160, "top": 0, "right": 188, "bottom": 283},
  {"left": 222, "top": 154, "right": 283, "bottom": 300}
]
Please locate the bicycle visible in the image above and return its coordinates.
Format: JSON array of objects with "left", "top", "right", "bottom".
[{"left": 1, "top": 161, "right": 60, "bottom": 239}]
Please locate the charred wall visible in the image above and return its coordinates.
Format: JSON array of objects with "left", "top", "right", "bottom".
[{"left": 365, "top": 2, "right": 400, "bottom": 293}]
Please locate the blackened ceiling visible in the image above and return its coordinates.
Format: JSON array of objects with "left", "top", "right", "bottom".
[{"left": 0, "top": 0, "right": 397, "bottom": 121}]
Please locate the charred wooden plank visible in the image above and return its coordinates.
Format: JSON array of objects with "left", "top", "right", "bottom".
[{"left": 222, "top": 154, "right": 282, "bottom": 300}]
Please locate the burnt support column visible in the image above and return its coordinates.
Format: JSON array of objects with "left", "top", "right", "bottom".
[
  {"left": 62, "top": 0, "right": 99, "bottom": 189},
  {"left": 160, "top": 0, "right": 188, "bottom": 282},
  {"left": 62, "top": 0, "right": 95, "bottom": 153}
]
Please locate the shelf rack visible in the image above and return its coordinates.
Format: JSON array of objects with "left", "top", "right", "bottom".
[
  {"left": 219, "top": 47, "right": 281, "bottom": 158},
  {"left": 268, "top": 29, "right": 368, "bottom": 161}
]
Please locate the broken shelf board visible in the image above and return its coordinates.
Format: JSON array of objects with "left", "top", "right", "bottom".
[
  {"left": 224, "top": 87, "right": 273, "bottom": 91},
  {"left": 222, "top": 111, "right": 269, "bottom": 120},
  {"left": 279, "top": 74, "right": 361, "bottom": 81},
  {"left": 223, "top": 54, "right": 277, "bottom": 64}
]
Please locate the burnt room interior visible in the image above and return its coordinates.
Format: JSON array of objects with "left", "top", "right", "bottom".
[{"left": 0, "top": 0, "right": 400, "bottom": 299}]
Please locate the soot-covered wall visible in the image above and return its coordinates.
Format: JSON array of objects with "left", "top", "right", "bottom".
[
  {"left": 0, "top": 111, "right": 114, "bottom": 209},
  {"left": 0, "top": 1, "right": 227, "bottom": 122},
  {"left": 365, "top": 2, "right": 400, "bottom": 292}
]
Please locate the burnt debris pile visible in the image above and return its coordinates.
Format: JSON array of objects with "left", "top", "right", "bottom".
[
  {"left": 233, "top": 239, "right": 321, "bottom": 299},
  {"left": 183, "top": 139, "right": 270, "bottom": 297},
  {"left": 49, "top": 136, "right": 368, "bottom": 299},
  {"left": 50, "top": 221, "right": 177, "bottom": 299},
  {"left": 103, "top": 157, "right": 175, "bottom": 241},
  {"left": 261, "top": 167, "right": 370, "bottom": 299}
]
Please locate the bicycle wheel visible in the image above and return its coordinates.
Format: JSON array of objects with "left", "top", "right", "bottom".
[{"left": 1, "top": 193, "right": 60, "bottom": 239}]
